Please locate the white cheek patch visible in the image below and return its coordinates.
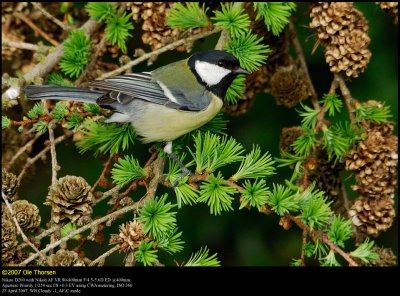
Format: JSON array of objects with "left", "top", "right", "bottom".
[{"left": 195, "top": 61, "right": 231, "bottom": 86}]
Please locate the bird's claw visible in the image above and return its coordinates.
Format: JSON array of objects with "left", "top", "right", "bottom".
[{"left": 172, "top": 168, "right": 194, "bottom": 188}]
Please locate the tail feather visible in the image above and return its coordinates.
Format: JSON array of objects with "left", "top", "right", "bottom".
[{"left": 23, "top": 85, "right": 106, "bottom": 103}]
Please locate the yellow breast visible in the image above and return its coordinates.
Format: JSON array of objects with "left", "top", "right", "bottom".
[{"left": 132, "top": 94, "right": 223, "bottom": 143}]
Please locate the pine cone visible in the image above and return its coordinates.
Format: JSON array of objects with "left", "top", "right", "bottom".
[
  {"left": 47, "top": 249, "right": 85, "bottom": 266},
  {"left": 45, "top": 176, "right": 94, "bottom": 224},
  {"left": 279, "top": 126, "right": 303, "bottom": 154},
  {"left": 11, "top": 200, "right": 41, "bottom": 231},
  {"left": 2, "top": 203, "right": 11, "bottom": 220},
  {"left": 360, "top": 246, "right": 397, "bottom": 266},
  {"left": 310, "top": 3, "right": 356, "bottom": 41},
  {"left": 127, "top": 2, "right": 208, "bottom": 55},
  {"left": 109, "top": 220, "right": 145, "bottom": 252},
  {"left": 345, "top": 120, "right": 398, "bottom": 200},
  {"left": 308, "top": 148, "right": 344, "bottom": 202},
  {"left": 325, "top": 29, "right": 371, "bottom": 78},
  {"left": 310, "top": 3, "right": 371, "bottom": 78},
  {"left": 349, "top": 196, "right": 395, "bottom": 236},
  {"left": 270, "top": 64, "right": 309, "bottom": 108},
  {"left": 2, "top": 168, "right": 19, "bottom": 202},
  {"left": 377, "top": 2, "right": 398, "bottom": 24},
  {"left": 2, "top": 218, "right": 17, "bottom": 264}
]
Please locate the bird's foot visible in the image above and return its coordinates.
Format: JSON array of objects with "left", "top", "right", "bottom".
[
  {"left": 162, "top": 141, "right": 194, "bottom": 188},
  {"left": 172, "top": 168, "right": 194, "bottom": 188}
]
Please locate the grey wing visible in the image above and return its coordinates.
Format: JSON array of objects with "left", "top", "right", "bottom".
[{"left": 88, "top": 72, "right": 210, "bottom": 111}]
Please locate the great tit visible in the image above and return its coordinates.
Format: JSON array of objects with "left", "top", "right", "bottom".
[
  {"left": 24, "top": 50, "right": 249, "bottom": 143},
  {"left": 24, "top": 50, "right": 249, "bottom": 184}
]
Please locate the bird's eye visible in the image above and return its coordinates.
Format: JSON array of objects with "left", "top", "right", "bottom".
[{"left": 217, "top": 61, "right": 224, "bottom": 67}]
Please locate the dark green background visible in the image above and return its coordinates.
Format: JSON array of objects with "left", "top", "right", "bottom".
[{"left": 17, "top": 3, "right": 398, "bottom": 266}]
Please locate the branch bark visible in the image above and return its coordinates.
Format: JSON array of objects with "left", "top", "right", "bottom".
[{"left": 2, "top": 40, "right": 43, "bottom": 51}]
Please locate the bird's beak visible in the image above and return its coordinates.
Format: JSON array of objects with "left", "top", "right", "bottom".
[{"left": 234, "top": 67, "right": 250, "bottom": 75}]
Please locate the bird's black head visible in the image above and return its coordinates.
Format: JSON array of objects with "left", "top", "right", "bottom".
[{"left": 188, "top": 50, "right": 249, "bottom": 98}]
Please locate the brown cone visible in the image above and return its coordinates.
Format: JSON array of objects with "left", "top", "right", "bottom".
[
  {"left": 2, "top": 218, "right": 17, "bottom": 264},
  {"left": 45, "top": 175, "right": 94, "bottom": 224},
  {"left": 270, "top": 64, "right": 309, "bottom": 108},
  {"left": 310, "top": 2, "right": 371, "bottom": 78},
  {"left": 310, "top": 3, "right": 358, "bottom": 42},
  {"left": 345, "top": 120, "right": 398, "bottom": 200},
  {"left": 361, "top": 246, "right": 397, "bottom": 266},
  {"left": 349, "top": 196, "right": 395, "bottom": 237},
  {"left": 47, "top": 249, "right": 85, "bottom": 266},
  {"left": 109, "top": 220, "right": 145, "bottom": 252},
  {"left": 279, "top": 126, "right": 303, "bottom": 154},
  {"left": 308, "top": 148, "right": 344, "bottom": 203},
  {"left": 11, "top": 200, "right": 41, "bottom": 231},
  {"left": 2, "top": 168, "right": 19, "bottom": 202},
  {"left": 377, "top": 2, "right": 398, "bottom": 24},
  {"left": 325, "top": 29, "right": 371, "bottom": 78}
]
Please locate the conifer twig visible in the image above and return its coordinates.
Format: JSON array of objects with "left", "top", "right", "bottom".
[
  {"left": 286, "top": 214, "right": 358, "bottom": 266},
  {"left": 17, "top": 132, "right": 73, "bottom": 183},
  {"left": 31, "top": 2, "right": 70, "bottom": 31},
  {"left": 2, "top": 40, "right": 43, "bottom": 51},
  {"left": 336, "top": 74, "right": 356, "bottom": 123},
  {"left": 17, "top": 224, "right": 62, "bottom": 252},
  {"left": 47, "top": 120, "right": 59, "bottom": 185},
  {"left": 214, "top": 2, "right": 243, "bottom": 50},
  {"left": 91, "top": 156, "right": 114, "bottom": 192},
  {"left": 14, "top": 12, "right": 60, "bottom": 46},
  {"left": 315, "top": 78, "right": 339, "bottom": 132},
  {"left": 2, "top": 19, "right": 101, "bottom": 107},
  {"left": 93, "top": 186, "right": 121, "bottom": 206},
  {"left": 321, "top": 236, "right": 358, "bottom": 267},
  {"left": 75, "top": 34, "right": 108, "bottom": 86},
  {"left": 6, "top": 132, "right": 42, "bottom": 170},
  {"left": 340, "top": 182, "right": 350, "bottom": 216},
  {"left": 300, "top": 229, "right": 307, "bottom": 266},
  {"left": 89, "top": 245, "right": 120, "bottom": 266},
  {"left": 289, "top": 21, "right": 320, "bottom": 110}
]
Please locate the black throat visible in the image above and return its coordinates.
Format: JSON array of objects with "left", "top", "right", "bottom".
[
  {"left": 188, "top": 58, "right": 237, "bottom": 99},
  {"left": 207, "top": 73, "right": 237, "bottom": 99}
]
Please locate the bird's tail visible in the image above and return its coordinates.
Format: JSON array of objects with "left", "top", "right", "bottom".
[{"left": 23, "top": 85, "right": 106, "bottom": 103}]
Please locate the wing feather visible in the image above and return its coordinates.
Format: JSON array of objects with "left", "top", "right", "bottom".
[{"left": 88, "top": 72, "right": 210, "bottom": 111}]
